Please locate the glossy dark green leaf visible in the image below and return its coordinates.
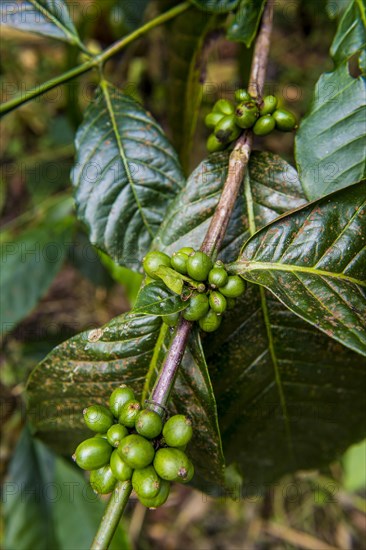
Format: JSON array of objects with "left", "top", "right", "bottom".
[
  {"left": 330, "top": 0, "right": 366, "bottom": 66},
  {"left": 231, "top": 182, "right": 366, "bottom": 356},
  {"left": 190, "top": 0, "right": 240, "bottom": 12},
  {"left": 0, "top": 0, "right": 83, "bottom": 47},
  {"left": 204, "top": 289, "right": 366, "bottom": 490},
  {"left": 0, "top": 199, "right": 74, "bottom": 335},
  {"left": 27, "top": 312, "right": 225, "bottom": 485},
  {"left": 118, "top": 0, "right": 149, "bottom": 30},
  {"left": 133, "top": 282, "right": 187, "bottom": 315},
  {"left": 71, "top": 82, "right": 184, "bottom": 271},
  {"left": 154, "top": 151, "right": 306, "bottom": 263},
  {"left": 295, "top": 63, "right": 366, "bottom": 200},
  {"left": 227, "top": 0, "right": 266, "bottom": 47},
  {"left": 168, "top": 8, "right": 218, "bottom": 172},
  {"left": 4, "top": 427, "right": 130, "bottom": 550}
]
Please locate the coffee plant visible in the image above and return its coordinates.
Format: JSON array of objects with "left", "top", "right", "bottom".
[{"left": 1, "top": 0, "right": 365, "bottom": 548}]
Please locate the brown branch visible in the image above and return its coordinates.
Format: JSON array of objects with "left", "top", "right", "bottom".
[{"left": 150, "top": 0, "right": 274, "bottom": 407}]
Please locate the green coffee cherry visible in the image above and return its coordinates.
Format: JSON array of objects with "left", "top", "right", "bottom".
[
  {"left": 209, "top": 291, "right": 227, "bottom": 314},
  {"left": 273, "top": 108, "right": 297, "bottom": 131},
  {"left": 90, "top": 465, "right": 117, "bottom": 494},
  {"left": 171, "top": 252, "right": 188, "bottom": 275},
  {"left": 83, "top": 405, "right": 114, "bottom": 433},
  {"left": 207, "top": 133, "right": 227, "bottom": 153},
  {"left": 73, "top": 437, "right": 112, "bottom": 471},
  {"left": 253, "top": 115, "right": 275, "bottom": 136},
  {"left": 138, "top": 479, "right": 170, "bottom": 509},
  {"left": 259, "top": 95, "right": 278, "bottom": 115},
  {"left": 235, "top": 89, "right": 251, "bottom": 103},
  {"left": 186, "top": 251, "right": 213, "bottom": 281},
  {"left": 178, "top": 247, "right": 195, "bottom": 256},
  {"left": 214, "top": 115, "right": 241, "bottom": 144},
  {"left": 118, "top": 434, "right": 155, "bottom": 469},
  {"left": 183, "top": 293, "right": 209, "bottom": 321},
  {"left": 132, "top": 466, "right": 161, "bottom": 499},
  {"left": 208, "top": 267, "right": 228, "bottom": 288},
  {"left": 212, "top": 99, "right": 235, "bottom": 116},
  {"left": 198, "top": 309, "right": 222, "bottom": 333},
  {"left": 162, "top": 312, "right": 180, "bottom": 327},
  {"left": 110, "top": 449, "right": 133, "bottom": 481},
  {"left": 119, "top": 400, "right": 141, "bottom": 428},
  {"left": 143, "top": 251, "right": 171, "bottom": 279},
  {"left": 136, "top": 409, "right": 163, "bottom": 439},
  {"left": 107, "top": 424, "right": 128, "bottom": 447},
  {"left": 220, "top": 275, "right": 246, "bottom": 298},
  {"left": 154, "top": 448, "right": 193, "bottom": 482},
  {"left": 163, "top": 415, "right": 193, "bottom": 447},
  {"left": 235, "top": 101, "right": 259, "bottom": 129},
  {"left": 204, "top": 111, "right": 224, "bottom": 129},
  {"left": 109, "top": 385, "right": 135, "bottom": 418}
]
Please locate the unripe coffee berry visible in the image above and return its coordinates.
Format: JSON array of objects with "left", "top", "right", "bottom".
[
  {"left": 132, "top": 466, "right": 161, "bottom": 499},
  {"left": 235, "top": 101, "right": 259, "bottom": 129},
  {"left": 207, "top": 133, "right": 226, "bottom": 153},
  {"left": 90, "top": 465, "right": 117, "bottom": 494},
  {"left": 208, "top": 267, "right": 228, "bottom": 288},
  {"left": 138, "top": 479, "right": 171, "bottom": 509},
  {"left": 118, "top": 434, "right": 155, "bottom": 469},
  {"left": 183, "top": 293, "right": 209, "bottom": 321},
  {"left": 212, "top": 99, "right": 235, "bottom": 116},
  {"left": 253, "top": 114, "right": 275, "bottom": 136},
  {"left": 83, "top": 405, "right": 114, "bottom": 433},
  {"left": 107, "top": 424, "right": 128, "bottom": 447},
  {"left": 205, "top": 111, "right": 224, "bottom": 128},
  {"left": 110, "top": 449, "right": 133, "bottom": 481},
  {"left": 163, "top": 415, "right": 193, "bottom": 447},
  {"left": 143, "top": 251, "right": 171, "bottom": 279},
  {"left": 214, "top": 115, "right": 241, "bottom": 144},
  {"left": 259, "top": 95, "right": 278, "bottom": 115},
  {"left": 136, "top": 409, "right": 163, "bottom": 439},
  {"left": 154, "top": 448, "right": 193, "bottom": 482},
  {"left": 198, "top": 309, "right": 222, "bottom": 333},
  {"left": 73, "top": 437, "right": 112, "bottom": 471},
  {"left": 119, "top": 400, "right": 141, "bottom": 428},
  {"left": 235, "top": 89, "right": 251, "bottom": 103},
  {"left": 171, "top": 252, "right": 189, "bottom": 274},
  {"left": 220, "top": 275, "right": 246, "bottom": 298},
  {"left": 162, "top": 312, "right": 180, "bottom": 327},
  {"left": 209, "top": 291, "right": 227, "bottom": 314},
  {"left": 109, "top": 385, "right": 135, "bottom": 418},
  {"left": 186, "top": 251, "right": 213, "bottom": 281},
  {"left": 178, "top": 246, "right": 195, "bottom": 256},
  {"left": 273, "top": 108, "right": 297, "bottom": 131}
]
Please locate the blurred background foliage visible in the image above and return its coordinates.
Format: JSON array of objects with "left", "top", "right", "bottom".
[{"left": 0, "top": 0, "right": 365, "bottom": 548}]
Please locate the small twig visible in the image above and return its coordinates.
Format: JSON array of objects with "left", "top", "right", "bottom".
[
  {"left": 91, "top": 481, "right": 132, "bottom": 550},
  {"left": 150, "top": 0, "right": 274, "bottom": 407},
  {"left": 264, "top": 521, "right": 340, "bottom": 550}
]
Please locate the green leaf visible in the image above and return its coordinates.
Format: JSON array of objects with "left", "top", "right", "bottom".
[
  {"left": 326, "top": 0, "right": 350, "bottom": 19},
  {"left": 0, "top": 0, "right": 82, "bottom": 47},
  {"left": 231, "top": 182, "right": 366, "bottom": 357},
  {"left": 189, "top": 0, "right": 240, "bottom": 12},
  {"left": 295, "top": 63, "right": 366, "bottom": 200},
  {"left": 226, "top": 0, "right": 266, "bottom": 47},
  {"left": 155, "top": 265, "right": 184, "bottom": 294},
  {"left": 0, "top": 200, "right": 74, "bottom": 335},
  {"left": 71, "top": 82, "right": 184, "bottom": 271},
  {"left": 154, "top": 151, "right": 306, "bottom": 262},
  {"left": 204, "top": 289, "right": 366, "bottom": 489},
  {"left": 4, "top": 427, "right": 130, "bottom": 550},
  {"left": 330, "top": 0, "right": 366, "bottom": 66},
  {"left": 27, "top": 312, "right": 225, "bottom": 485},
  {"left": 118, "top": 0, "right": 149, "bottom": 31},
  {"left": 168, "top": 8, "right": 218, "bottom": 172},
  {"left": 133, "top": 282, "right": 187, "bottom": 315},
  {"left": 342, "top": 439, "right": 366, "bottom": 491}
]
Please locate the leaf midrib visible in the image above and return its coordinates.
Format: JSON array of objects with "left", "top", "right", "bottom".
[{"left": 233, "top": 260, "right": 366, "bottom": 287}]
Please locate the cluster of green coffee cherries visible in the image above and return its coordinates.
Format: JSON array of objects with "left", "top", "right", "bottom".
[
  {"left": 205, "top": 88, "right": 297, "bottom": 153},
  {"left": 73, "top": 385, "right": 194, "bottom": 508},
  {"left": 143, "top": 248, "right": 246, "bottom": 332}
]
